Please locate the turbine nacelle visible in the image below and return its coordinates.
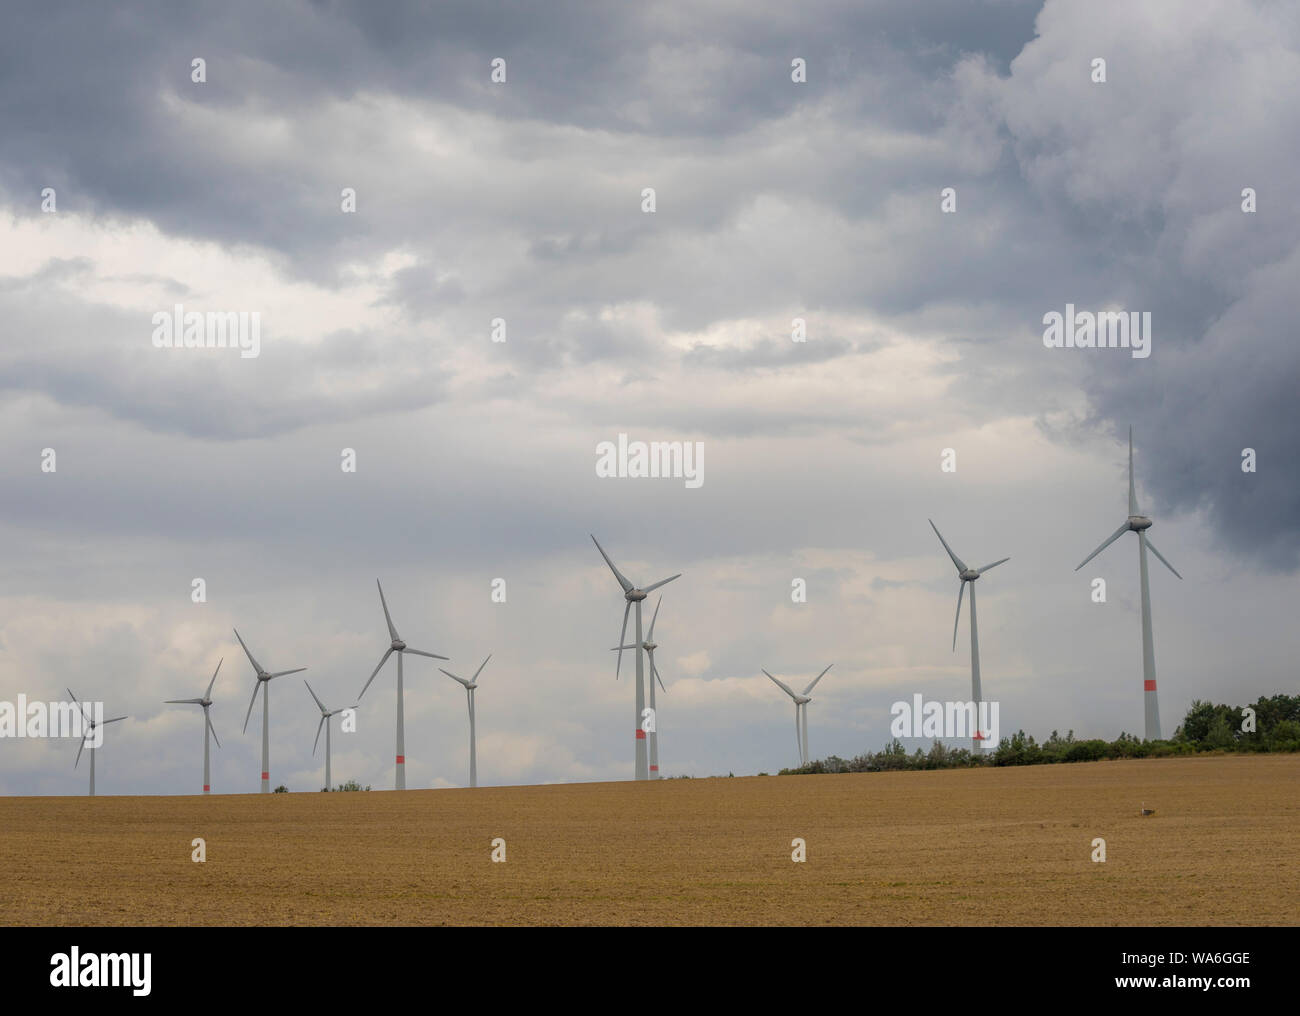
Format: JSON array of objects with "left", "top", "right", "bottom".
[
  {"left": 959, "top": 568, "right": 980, "bottom": 582},
  {"left": 390, "top": 638, "right": 407, "bottom": 651},
  {"left": 1128, "top": 515, "right": 1152, "bottom": 531},
  {"left": 625, "top": 589, "right": 648, "bottom": 602}
]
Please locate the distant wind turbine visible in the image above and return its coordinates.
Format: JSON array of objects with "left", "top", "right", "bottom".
[
  {"left": 357, "top": 580, "right": 448, "bottom": 790},
  {"left": 763, "top": 665, "right": 832, "bottom": 767},
  {"left": 1075, "top": 426, "right": 1183, "bottom": 740},
  {"left": 612, "top": 596, "right": 668, "bottom": 778},
  {"left": 439, "top": 655, "right": 490, "bottom": 788},
  {"left": 236, "top": 628, "right": 306, "bottom": 793},
  {"left": 930, "top": 519, "right": 1009, "bottom": 752},
  {"left": 591, "top": 535, "right": 680, "bottom": 781},
  {"left": 164, "top": 658, "right": 222, "bottom": 794},
  {"left": 68, "top": 689, "right": 127, "bottom": 797},
  {"left": 304, "top": 681, "right": 355, "bottom": 792}
]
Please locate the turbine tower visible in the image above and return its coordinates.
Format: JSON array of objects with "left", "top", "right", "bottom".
[
  {"left": 439, "top": 655, "right": 490, "bottom": 788},
  {"left": 357, "top": 580, "right": 448, "bottom": 790},
  {"left": 1075, "top": 426, "right": 1183, "bottom": 740},
  {"left": 763, "top": 666, "right": 832, "bottom": 767},
  {"left": 591, "top": 535, "right": 680, "bottom": 781},
  {"left": 929, "top": 520, "right": 1009, "bottom": 752},
  {"left": 612, "top": 596, "right": 668, "bottom": 778},
  {"left": 305, "top": 681, "right": 354, "bottom": 792},
  {"left": 236, "top": 628, "right": 306, "bottom": 793},
  {"left": 68, "top": 690, "right": 127, "bottom": 796},
  {"left": 164, "top": 658, "right": 222, "bottom": 793}
]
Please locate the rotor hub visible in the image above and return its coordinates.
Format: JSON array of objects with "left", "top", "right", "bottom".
[
  {"left": 392, "top": 639, "right": 406, "bottom": 650},
  {"left": 1128, "top": 515, "right": 1152, "bottom": 531},
  {"left": 626, "top": 589, "right": 647, "bottom": 602},
  {"left": 959, "top": 569, "right": 980, "bottom": 582}
]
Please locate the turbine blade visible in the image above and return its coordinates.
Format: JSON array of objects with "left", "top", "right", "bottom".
[
  {"left": 953, "top": 580, "right": 966, "bottom": 651},
  {"left": 471, "top": 655, "right": 491, "bottom": 682},
  {"left": 803, "top": 664, "right": 833, "bottom": 696},
  {"left": 1074, "top": 522, "right": 1130, "bottom": 571},
  {"left": 103, "top": 716, "right": 128, "bottom": 724},
  {"left": 976, "top": 557, "right": 1010, "bottom": 574},
  {"left": 242, "top": 682, "right": 260, "bottom": 733},
  {"left": 404, "top": 648, "right": 449, "bottom": 661},
  {"left": 206, "top": 709, "right": 221, "bottom": 748},
  {"left": 439, "top": 668, "right": 471, "bottom": 688},
  {"left": 233, "top": 628, "right": 263, "bottom": 675},
  {"left": 1128, "top": 426, "right": 1139, "bottom": 516},
  {"left": 75, "top": 733, "right": 86, "bottom": 768},
  {"left": 165, "top": 698, "right": 203, "bottom": 705},
  {"left": 641, "top": 574, "right": 680, "bottom": 594},
  {"left": 609, "top": 645, "right": 639, "bottom": 651},
  {"left": 651, "top": 655, "right": 666, "bottom": 694},
  {"left": 762, "top": 669, "right": 799, "bottom": 700},
  {"left": 313, "top": 714, "right": 326, "bottom": 755},
  {"left": 376, "top": 579, "right": 399, "bottom": 641},
  {"left": 615, "top": 601, "right": 631, "bottom": 679},
  {"left": 358, "top": 648, "right": 393, "bottom": 699},
  {"left": 205, "top": 657, "right": 223, "bottom": 700},
  {"left": 647, "top": 597, "right": 662, "bottom": 640},
  {"left": 67, "top": 689, "right": 78, "bottom": 704},
  {"left": 1145, "top": 537, "right": 1183, "bottom": 580},
  {"left": 304, "top": 680, "right": 327, "bottom": 714},
  {"left": 591, "top": 535, "right": 634, "bottom": 593},
  {"left": 269, "top": 668, "right": 306, "bottom": 678},
  {"left": 929, "top": 519, "right": 967, "bottom": 573}
]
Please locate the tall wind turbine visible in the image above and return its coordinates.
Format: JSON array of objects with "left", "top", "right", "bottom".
[
  {"left": 591, "top": 535, "right": 680, "bottom": 781},
  {"left": 1075, "top": 426, "right": 1183, "bottom": 740},
  {"left": 439, "top": 655, "right": 490, "bottom": 788},
  {"left": 68, "top": 690, "right": 127, "bottom": 797},
  {"left": 357, "top": 580, "right": 448, "bottom": 790},
  {"left": 305, "top": 681, "right": 354, "bottom": 792},
  {"left": 612, "top": 596, "right": 668, "bottom": 778},
  {"left": 930, "top": 520, "right": 1009, "bottom": 752},
  {"left": 164, "top": 658, "right": 222, "bottom": 794},
  {"left": 763, "top": 666, "right": 832, "bottom": 767},
  {"left": 236, "top": 628, "right": 306, "bottom": 793}
]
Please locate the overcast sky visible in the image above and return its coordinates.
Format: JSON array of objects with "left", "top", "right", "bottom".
[{"left": 1, "top": 0, "right": 1297, "bottom": 794}]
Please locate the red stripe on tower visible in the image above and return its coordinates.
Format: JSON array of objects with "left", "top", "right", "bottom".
[
  {"left": 649, "top": 765, "right": 658, "bottom": 771},
  {"left": 635, "top": 730, "right": 646, "bottom": 739},
  {"left": 203, "top": 784, "right": 210, "bottom": 792},
  {"left": 396, "top": 755, "right": 405, "bottom": 764},
  {"left": 1144, "top": 680, "right": 1157, "bottom": 691},
  {"left": 261, "top": 772, "right": 269, "bottom": 780}
]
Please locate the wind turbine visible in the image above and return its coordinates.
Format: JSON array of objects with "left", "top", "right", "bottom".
[
  {"left": 591, "top": 535, "right": 680, "bottom": 781},
  {"left": 930, "top": 519, "right": 1008, "bottom": 752},
  {"left": 763, "top": 666, "right": 832, "bottom": 767},
  {"left": 612, "top": 596, "right": 668, "bottom": 778},
  {"left": 236, "top": 628, "right": 306, "bottom": 794},
  {"left": 439, "top": 655, "right": 490, "bottom": 788},
  {"left": 357, "top": 580, "right": 448, "bottom": 790},
  {"left": 305, "top": 681, "right": 354, "bottom": 792},
  {"left": 1075, "top": 426, "right": 1183, "bottom": 740},
  {"left": 164, "top": 658, "right": 222, "bottom": 794},
  {"left": 68, "top": 690, "right": 127, "bottom": 797}
]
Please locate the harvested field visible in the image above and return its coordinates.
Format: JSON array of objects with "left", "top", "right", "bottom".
[{"left": 1, "top": 754, "right": 1296, "bottom": 925}]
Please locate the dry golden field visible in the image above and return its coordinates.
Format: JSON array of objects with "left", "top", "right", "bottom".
[{"left": 2, "top": 754, "right": 1297, "bottom": 925}]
